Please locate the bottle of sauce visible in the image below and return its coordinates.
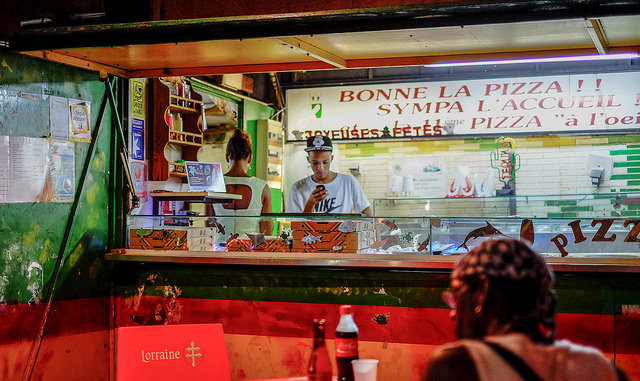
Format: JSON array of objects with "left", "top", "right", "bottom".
[
  {"left": 336, "top": 305, "right": 358, "bottom": 381},
  {"left": 308, "top": 319, "right": 332, "bottom": 381}
]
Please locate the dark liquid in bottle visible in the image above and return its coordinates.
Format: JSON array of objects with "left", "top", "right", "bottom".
[{"left": 335, "top": 331, "right": 358, "bottom": 381}]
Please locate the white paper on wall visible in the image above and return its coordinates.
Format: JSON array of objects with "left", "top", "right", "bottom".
[
  {"left": 388, "top": 156, "right": 446, "bottom": 197},
  {"left": 0, "top": 136, "right": 51, "bottom": 203}
]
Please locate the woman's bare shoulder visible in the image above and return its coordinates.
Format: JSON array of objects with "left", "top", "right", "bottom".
[{"left": 422, "top": 344, "right": 478, "bottom": 381}]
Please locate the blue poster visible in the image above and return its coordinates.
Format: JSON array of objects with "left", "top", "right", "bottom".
[{"left": 131, "top": 118, "right": 144, "bottom": 161}]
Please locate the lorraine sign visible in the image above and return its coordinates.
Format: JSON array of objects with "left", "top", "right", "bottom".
[{"left": 117, "top": 323, "right": 230, "bottom": 381}]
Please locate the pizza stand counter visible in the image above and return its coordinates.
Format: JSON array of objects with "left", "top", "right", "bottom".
[{"left": 107, "top": 213, "right": 640, "bottom": 273}]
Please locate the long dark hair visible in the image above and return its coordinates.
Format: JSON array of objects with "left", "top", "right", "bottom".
[{"left": 226, "top": 129, "right": 252, "bottom": 161}]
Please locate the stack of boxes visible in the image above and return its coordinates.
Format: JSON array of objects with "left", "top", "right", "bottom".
[
  {"left": 129, "top": 219, "right": 377, "bottom": 254},
  {"left": 129, "top": 227, "right": 216, "bottom": 251}
]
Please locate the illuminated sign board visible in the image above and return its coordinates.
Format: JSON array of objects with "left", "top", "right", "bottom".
[{"left": 286, "top": 72, "right": 640, "bottom": 142}]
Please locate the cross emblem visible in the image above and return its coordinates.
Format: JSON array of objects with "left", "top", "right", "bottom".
[{"left": 185, "top": 341, "right": 202, "bottom": 368}]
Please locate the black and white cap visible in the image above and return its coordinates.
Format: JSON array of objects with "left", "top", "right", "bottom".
[{"left": 305, "top": 135, "right": 333, "bottom": 152}]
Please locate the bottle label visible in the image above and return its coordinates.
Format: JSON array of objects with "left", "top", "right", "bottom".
[{"left": 335, "top": 337, "right": 358, "bottom": 357}]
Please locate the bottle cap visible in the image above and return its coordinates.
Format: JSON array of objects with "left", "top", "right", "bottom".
[{"left": 339, "top": 305, "right": 352, "bottom": 315}]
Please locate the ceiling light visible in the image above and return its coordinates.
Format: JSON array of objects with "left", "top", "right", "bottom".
[{"left": 424, "top": 53, "right": 639, "bottom": 68}]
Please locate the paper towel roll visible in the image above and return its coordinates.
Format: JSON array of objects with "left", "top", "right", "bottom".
[
  {"left": 389, "top": 175, "right": 402, "bottom": 193},
  {"left": 402, "top": 176, "right": 415, "bottom": 194}
]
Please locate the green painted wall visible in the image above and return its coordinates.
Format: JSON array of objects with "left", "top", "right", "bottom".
[
  {"left": 0, "top": 51, "right": 115, "bottom": 380},
  {"left": 244, "top": 100, "right": 280, "bottom": 211},
  {"left": 0, "top": 52, "right": 113, "bottom": 303}
]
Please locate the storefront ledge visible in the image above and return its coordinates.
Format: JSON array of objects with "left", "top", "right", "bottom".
[{"left": 106, "top": 250, "right": 640, "bottom": 273}]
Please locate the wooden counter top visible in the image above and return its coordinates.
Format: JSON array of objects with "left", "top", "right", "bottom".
[{"left": 106, "top": 249, "right": 640, "bottom": 273}]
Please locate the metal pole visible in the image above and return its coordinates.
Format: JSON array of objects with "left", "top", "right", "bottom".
[{"left": 105, "top": 76, "right": 139, "bottom": 209}]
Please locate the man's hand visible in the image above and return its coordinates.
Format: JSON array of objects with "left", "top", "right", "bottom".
[{"left": 303, "top": 185, "right": 327, "bottom": 213}]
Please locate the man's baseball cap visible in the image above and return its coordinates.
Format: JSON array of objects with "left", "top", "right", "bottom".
[{"left": 305, "top": 135, "right": 333, "bottom": 152}]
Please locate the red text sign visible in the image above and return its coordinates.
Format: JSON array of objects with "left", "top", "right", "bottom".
[{"left": 286, "top": 72, "right": 640, "bottom": 141}]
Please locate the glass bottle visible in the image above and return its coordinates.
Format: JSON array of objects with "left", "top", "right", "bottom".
[
  {"left": 308, "top": 319, "right": 332, "bottom": 381},
  {"left": 336, "top": 305, "right": 359, "bottom": 381}
]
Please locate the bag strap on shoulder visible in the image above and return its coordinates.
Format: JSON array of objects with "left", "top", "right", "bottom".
[{"left": 483, "top": 341, "right": 544, "bottom": 381}]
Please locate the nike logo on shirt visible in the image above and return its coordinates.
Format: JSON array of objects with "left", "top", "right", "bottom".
[{"left": 314, "top": 197, "right": 343, "bottom": 213}]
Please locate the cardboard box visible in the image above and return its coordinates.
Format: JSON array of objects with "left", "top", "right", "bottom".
[
  {"left": 291, "top": 220, "right": 375, "bottom": 233},
  {"left": 291, "top": 230, "right": 376, "bottom": 242},
  {"left": 263, "top": 239, "right": 290, "bottom": 252},
  {"left": 129, "top": 227, "right": 216, "bottom": 251},
  {"left": 129, "top": 229, "right": 188, "bottom": 250},
  {"left": 226, "top": 239, "right": 252, "bottom": 252},
  {"left": 226, "top": 238, "right": 290, "bottom": 252}
]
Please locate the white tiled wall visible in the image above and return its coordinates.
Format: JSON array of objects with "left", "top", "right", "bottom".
[{"left": 283, "top": 138, "right": 632, "bottom": 216}]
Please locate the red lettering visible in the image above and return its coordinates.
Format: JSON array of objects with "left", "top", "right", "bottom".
[
  {"left": 439, "top": 86, "right": 452, "bottom": 98},
  {"left": 591, "top": 219, "right": 616, "bottom": 242},
  {"left": 357, "top": 90, "right": 374, "bottom": 102},
  {"left": 377, "top": 104, "right": 391, "bottom": 116},
  {"left": 435, "top": 102, "right": 450, "bottom": 113},
  {"left": 539, "top": 97, "right": 555, "bottom": 109},
  {"left": 485, "top": 84, "right": 501, "bottom": 96},
  {"left": 511, "top": 82, "right": 526, "bottom": 95},
  {"left": 578, "top": 95, "right": 595, "bottom": 108},
  {"left": 413, "top": 87, "right": 428, "bottom": 99},
  {"left": 340, "top": 91, "right": 354, "bottom": 102},
  {"left": 551, "top": 234, "right": 569, "bottom": 257},
  {"left": 568, "top": 220, "right": 587, "bottom": 243},
  {"left": 624, "top": 220, "right": 640, "bottom": 242},
  {"left": 528, "top": 82, "right": 543, "bottom": 94},
  {"left": 471, "top": 118, "right": 486, "bottom": 129}
]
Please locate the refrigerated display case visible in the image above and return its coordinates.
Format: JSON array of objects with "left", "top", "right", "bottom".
[{"left": 109, "top": 213, "right": 640, "bottom": 272}]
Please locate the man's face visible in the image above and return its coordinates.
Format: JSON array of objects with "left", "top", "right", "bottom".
[{"left": 307, "top": 150, "right": 333, "bottom": 181}]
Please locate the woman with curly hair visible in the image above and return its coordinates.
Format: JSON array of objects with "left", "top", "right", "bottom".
[{"left": 423, "top": 239, "right": 627, "bottom": 381}]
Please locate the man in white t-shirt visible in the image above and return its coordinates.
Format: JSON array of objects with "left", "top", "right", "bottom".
[{"left": 286, "top": 135, "right": 372, "bottom": 216}]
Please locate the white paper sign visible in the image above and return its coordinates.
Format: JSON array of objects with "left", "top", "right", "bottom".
[
  {"left": 286, "top": 72, "right": 640, "bottom": 141},
  {"left": 49, "top": 95, "right": 69, "bottom": 140},
  {"left": 389, "top": 156, "right": 446, "bottom": 197},
  {"left": 0, "top": 136, "right": 51, "bottom": 203}
]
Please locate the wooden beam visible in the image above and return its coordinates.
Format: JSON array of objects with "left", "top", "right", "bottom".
[
  {"left": 275, "top": 37, "right": 347, "bottom": 69},
  {"left": 21, "top": 50, "right": 130, "bottom": 77},
  {"left": 129, "top": 61, "right": 334, "bottom": 78},
  {"left": 110, "top": 46, "right": 640, "bottom": 78}
]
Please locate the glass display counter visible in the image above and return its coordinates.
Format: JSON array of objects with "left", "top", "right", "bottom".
[
  {"left": 372, "top": 192, "right": 640, "bottom": 218},
  {"left": 106, "top": 214, "right": 640, "bottom": 272}
]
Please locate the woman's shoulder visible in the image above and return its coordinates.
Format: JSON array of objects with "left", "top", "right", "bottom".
[
  {"left": 423, "top": 344, "right": 478, "bottom": 381},
  {"left": 225, "top": 175, "right": 266, "bottom": 185}
]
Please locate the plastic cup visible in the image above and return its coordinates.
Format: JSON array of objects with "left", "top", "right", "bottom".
[{"left": 351, "top": 359, "right": 379, "bottom": 381}]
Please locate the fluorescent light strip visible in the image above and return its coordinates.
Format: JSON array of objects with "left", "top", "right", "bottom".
[{"left": 425, "top": 53, "right": 639, "bottom": 68}]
